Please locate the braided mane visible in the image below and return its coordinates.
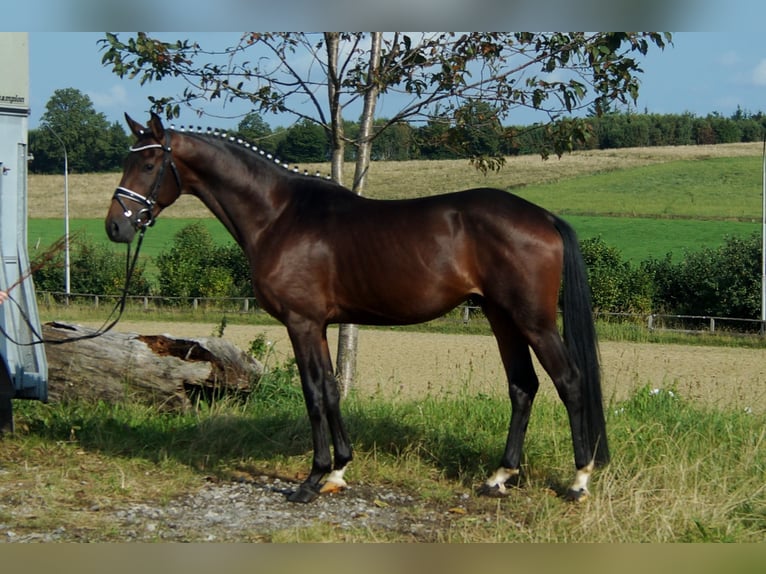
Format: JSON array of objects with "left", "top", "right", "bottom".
[{"left": 171, "top": 124, "right": 331, "bottom": 180}]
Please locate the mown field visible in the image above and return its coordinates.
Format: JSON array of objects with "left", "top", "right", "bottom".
[
  {"left": 27, "top": 142, "right": 763, "bottom": 265},
  {"left": 3, "top": 143, "right": 763, "bottom": 543},
  {"left": 28, "top": 214, "right": 760, "bottom": 266}
]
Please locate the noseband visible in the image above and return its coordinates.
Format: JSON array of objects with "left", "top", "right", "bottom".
[{"left": 112, "top": 131, "right": 181, "bottom": 229}]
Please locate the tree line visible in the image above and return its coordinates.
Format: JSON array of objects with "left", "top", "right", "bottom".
[
  {"left": 29, "top": 88, "right": 766, "bottom": 174},
  {"left": 33, "top": 222, "right": 764, "bottom": 323}
]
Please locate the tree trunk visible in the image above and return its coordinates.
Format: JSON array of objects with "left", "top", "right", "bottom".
[
  {"left": 42, "top": 322, "right": 263, "bottom": 411},
  {"left": 330, "top": 33, "right": 383, "bottom": 397}
]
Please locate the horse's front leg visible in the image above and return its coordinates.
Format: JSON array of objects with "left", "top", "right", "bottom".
[{"left": 285, "top": 319, "right": 352, "bottom": 503}]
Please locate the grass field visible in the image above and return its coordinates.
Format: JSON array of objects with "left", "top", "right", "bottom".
[
  {"left": 28, "top": 215, "right": 761, "bottom": 266},
  {"left": 7, "top": 358, "right": 764, "bottom": 542},
  {"left": 26, "top": 142, "right": 765, "bottom": 265},
  {"left": 515, "top": 156, "right": 764, "bottom": 220}
]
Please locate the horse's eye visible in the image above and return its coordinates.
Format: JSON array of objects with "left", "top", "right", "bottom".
[{"left": 144, "top": 163, "right": 155, "bottom": 172}]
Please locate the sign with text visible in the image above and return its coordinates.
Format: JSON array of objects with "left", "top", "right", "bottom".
[{"left": 0, "top": 33, "right": 29, "bottom": 113}]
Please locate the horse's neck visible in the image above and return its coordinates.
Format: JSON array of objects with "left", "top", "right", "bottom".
[
  {"left": 187, "top": 167, "right": 283, "bottom": 248},
  {"left": 195, "top": 189, "right": 244, "bottom": 243},
  {"left": 176, "top": 136, "right": 289, "bottom": 247}
]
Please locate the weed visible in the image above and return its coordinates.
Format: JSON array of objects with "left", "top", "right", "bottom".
[
  {"left": 212, "top": 315, "right": 228, "bottom": 337},
  {"left": 246, "top": 332, "right": 304, "bottom": 408}
]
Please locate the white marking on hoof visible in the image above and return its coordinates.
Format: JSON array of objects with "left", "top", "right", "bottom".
[
  {"left": 320, "top": 467, "right": 348, "bottom": 494},
  {"left": 568, "top": 462, "right": 594, "bottom": 499},
  {"left": 484, "top": 467, "right": 520, "bottom": 495}
]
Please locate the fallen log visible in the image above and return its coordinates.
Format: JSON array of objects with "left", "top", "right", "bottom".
[{"left": 42, "top": 322, "right": 264, "bottom": 411}]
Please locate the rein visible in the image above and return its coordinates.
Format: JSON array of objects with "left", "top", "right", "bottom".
[
  {"left": 0, "top": 228, "right": 147, "bottom": 346},
  {"left": 1, "top": 134, "right": 180, "bottom": 347}
]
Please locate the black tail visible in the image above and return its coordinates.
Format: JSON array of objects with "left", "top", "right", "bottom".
[{"left": 553, "top": 217, "right": 610, "bottom": 466}]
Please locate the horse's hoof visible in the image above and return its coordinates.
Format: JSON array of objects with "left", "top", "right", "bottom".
[
  {"left": 287, "top": 482, "right": 321, "bottom": 503},
  {"left": 319, "top": 481, "right": 346, "bottom": 495},
  {"left": 477, "top": 483, "right": 510, "bottom": 498},
  {"left": 565, "top": 488, "right": 590, "bottom": 502}
]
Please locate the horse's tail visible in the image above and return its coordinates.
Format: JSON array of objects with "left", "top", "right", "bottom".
[{"left": 553, "top": 216, "right": 610, "bottom": 466}]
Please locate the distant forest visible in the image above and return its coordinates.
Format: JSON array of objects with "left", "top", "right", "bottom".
[{"left": 29, "top": 86, "right": 766, "bottom": 173}]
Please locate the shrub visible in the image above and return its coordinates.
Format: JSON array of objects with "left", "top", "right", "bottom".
[
  {"left": 644, "top": 233, "right": 761, "bottom": 319},
  {"left": 156, "top": 223, "right": 250, "bottom": 300},
  {"left": 580, "top": 236, "right": 653, "bottom": 314},
  {"left": 32, "top": 239, "right": 151, "bottom": 296}
]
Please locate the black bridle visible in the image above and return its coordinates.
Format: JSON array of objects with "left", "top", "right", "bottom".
[{"left": 112, "top": 131, "right": 182, "bottom": 230}]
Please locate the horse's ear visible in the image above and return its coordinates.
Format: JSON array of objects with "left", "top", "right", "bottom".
[
  {"left": 148, "top": 111, "right": 165, "bottom": 142},
  {"left": 125, "top": 113, "right": 147, "bottom": 138}
]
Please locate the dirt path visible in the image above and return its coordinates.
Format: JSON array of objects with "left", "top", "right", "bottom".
[{"left": 94, "top": 321, "right": 766, "bottom": 413}]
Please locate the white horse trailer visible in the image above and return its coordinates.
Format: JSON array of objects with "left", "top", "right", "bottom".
[{"left": 0, "top": 33, "right": 48, "bottom": 433}]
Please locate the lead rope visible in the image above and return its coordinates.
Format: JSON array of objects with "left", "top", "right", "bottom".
[{"left": 0, "top": 227, "right": 147, "bottom": 346}]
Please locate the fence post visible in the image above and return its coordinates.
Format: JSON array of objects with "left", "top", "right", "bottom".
[
  {"left": 709, "top": 317, "right": 715, "bottom": 333},
  {"left": 647, "top": 314, "right": 654, "bottom": 331}
]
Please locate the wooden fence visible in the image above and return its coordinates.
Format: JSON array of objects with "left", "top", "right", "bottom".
[{"left": 37, "top": 292, "right": 766, "bottom": 336}]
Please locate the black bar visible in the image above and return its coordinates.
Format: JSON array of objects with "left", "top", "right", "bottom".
[{"left": 0, "top": 359, "right": 14, "bottom": 434}]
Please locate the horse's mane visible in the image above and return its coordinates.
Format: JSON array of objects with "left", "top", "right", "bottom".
[{"left": 171, "top": 124, "right": 333, "bottom": 182}]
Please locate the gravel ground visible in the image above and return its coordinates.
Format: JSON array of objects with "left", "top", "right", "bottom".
[
  {"left": 111, "top": 478, "right": 452, "bottom": 542},
  {"left": 2, "top": 474, "right": 464, "bottom": 543}
]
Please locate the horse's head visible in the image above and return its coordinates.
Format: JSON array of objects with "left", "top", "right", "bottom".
[{"left": 105, "top": 112, "right": 182, "bottom": 243}]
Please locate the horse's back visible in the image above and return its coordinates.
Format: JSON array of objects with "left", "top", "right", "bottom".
[
  {"left": 288, "top": 183, "right": 565, "bottom": 287},
  {"left": 308, "top": 185, "right": 557, "bottom": 231},
  {"left": 277, "top": 185, "right": 566, "bottom": 325}
]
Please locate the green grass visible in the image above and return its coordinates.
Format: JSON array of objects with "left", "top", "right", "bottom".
[
  {"left": 7, "top": 381, "right": 764, "bottom": 542},
  {"left": 29, "top": 215, "right": 760, "bottom": 267},
  {"left": 514, "top": 156, "right": 764, "bottom": 220},
  {"left": 567, "top": 215, "right": 759, "bottom": 262},
  {"left": 28, "top": 156, "right": 764, "bottom": 267}
]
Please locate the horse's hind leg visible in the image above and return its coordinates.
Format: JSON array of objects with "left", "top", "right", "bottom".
[
  {"left": 528, "top": 329, "right": 596, "bottom": 499},
  {"left": 481, "top": 305, "right": 540, "bottom": 496}
]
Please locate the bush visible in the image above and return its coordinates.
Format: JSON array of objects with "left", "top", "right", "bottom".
[
  {"left": 580, "top": 236, "right": 653, "bottom": 314},
  {"left": 156, "top": 223, "right": 252, "bottom": 300},
  {"left": 644, "top": 233, "right": 761, "bottom": 319},
  {"left": 32, "top": 239, "right": 151, "bottom": 296}
]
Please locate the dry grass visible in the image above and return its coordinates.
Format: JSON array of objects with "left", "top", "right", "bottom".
[
  {"left": 94, "top": 321, "right": 766, "bottom": 414},
  {"left": 28, "top": 142, "right": 763, "bottom": 218}
]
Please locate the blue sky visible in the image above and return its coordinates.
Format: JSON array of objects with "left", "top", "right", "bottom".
[{"left": 26, "top": 31, "right": 766, "bottom": 132}]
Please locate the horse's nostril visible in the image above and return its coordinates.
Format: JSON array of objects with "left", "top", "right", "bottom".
[
  {"left": 106, "top": 219, "right": 118, "bottom": 240},
  {"left": 106, "top": 218, "right": 133, "bottom": 243}
]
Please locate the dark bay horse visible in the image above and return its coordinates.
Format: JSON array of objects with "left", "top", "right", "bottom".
[{"left": 106, "top": 113, "right": 609, "bottom": 503}]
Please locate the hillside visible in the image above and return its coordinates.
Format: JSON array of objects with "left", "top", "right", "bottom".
[{"left": 28, "top": 142, "right": 763, "bottom": 219}]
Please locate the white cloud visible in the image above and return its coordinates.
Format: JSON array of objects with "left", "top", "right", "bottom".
[
  {"left": 751, "top": 60, "right": 766, "bottom": 86},
  {"left": 87, "top": 84, "right": 129, "bottom": 109}
]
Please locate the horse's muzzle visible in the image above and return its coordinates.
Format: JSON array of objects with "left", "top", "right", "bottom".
[{"left": 106, "top": 215, "right": 137, "bottom": 244}]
